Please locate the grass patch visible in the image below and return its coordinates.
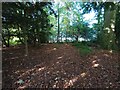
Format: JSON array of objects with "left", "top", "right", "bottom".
[{"left": 72, "top": 42, "right": 92, "bottom": 56}]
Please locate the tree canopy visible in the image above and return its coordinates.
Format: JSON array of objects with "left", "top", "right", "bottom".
[{"left": 2, "top": 1, "right": 120, "bottom": 51}]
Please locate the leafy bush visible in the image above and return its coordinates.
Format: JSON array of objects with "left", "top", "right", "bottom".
[{"left": 72, "top": 42, "right": 92, "bottom": 56}]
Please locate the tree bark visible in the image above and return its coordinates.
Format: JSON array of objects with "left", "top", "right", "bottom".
[
  {"left": 23, "top": 7, "right": 28, "bottom": 56},
  {"left": 115, "top": 3, "right": 120, "bottom": 50},
  {"left": 7, "top": 28, "right": 10, "bottom": 47},
  {"left": 100, "top": 3, "right": 116, "bottom": 50},
  {"left": 57, "top": 3, "right": 60, "bottom": 43}
]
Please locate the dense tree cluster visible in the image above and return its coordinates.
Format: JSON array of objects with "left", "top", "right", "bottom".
[{"left": 2, "top": 2, "right": 54, "bottom": 47}]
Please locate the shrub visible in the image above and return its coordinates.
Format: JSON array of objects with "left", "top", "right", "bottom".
[{"left": 72, "top": 42, "right": 92, "bottom": 56}]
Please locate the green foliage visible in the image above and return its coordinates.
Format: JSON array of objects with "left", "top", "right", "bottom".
[
  {"left": 9, "top": 39, "right": 20, "bottom": 45},
  {"left": 47, "top": 2, "right": 98, "bottom": 43},
  {"left": 72, "top": 42, "right": 92, "bottom": 56},
  {"left": 82, "top": 2, "right": 119, "bottom": 51},
  {"left": 2, "top": 2, "right": 54, "bottom": 46},
  {"left": 2, "top": 1, "right": 120, "bottom": 52},
  {"left": 81, "top": 2, "right": 104, "bottom": 14}
]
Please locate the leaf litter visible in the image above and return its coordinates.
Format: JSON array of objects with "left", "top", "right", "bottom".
[{"left": 2, "top": 44, "right": 119, "bottom": 89}]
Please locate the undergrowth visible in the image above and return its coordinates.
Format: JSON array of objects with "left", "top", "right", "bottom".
[{"left": 72, "top": 42, "right": 92, "bottom": 56}]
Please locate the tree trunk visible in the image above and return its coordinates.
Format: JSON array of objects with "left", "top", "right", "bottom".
[
  {"left": 61, "top": 33, "right": 62, "bottom": 42},
  {"left": 75, "top": 34, "right": 79, "bottom": 42},
  {"left": 115, "top": 3, "right": 120, "bottom": 83},
  {"left": 66, "top": 28, "right": 67, "bottom": 43},
  {"left": 23, "top": 8, "right": 28, "bottom": 56},
  {"left": 115, "top": 3, "right": 120, "bottom": 50},
  {"left": 7, "top": 28, "right": 10, "bottom": 47},
  {"left": 22, "top": 26, "right": 28, "bottom": 56},
  {"left": 57, "top": 3, "right": 60, "bottom": 43},
  {"left": 100, "top": 3, "right": 116, "bottom": 50},
  {"left": 25, "top": 34, "right": 28, "bottom": 56}
]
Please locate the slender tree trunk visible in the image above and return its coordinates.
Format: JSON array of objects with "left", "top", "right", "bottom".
[
  {"left": 33, "top": 34, "right": 36, "bottom": 46},
  {"left": 24, "top": 8, "right": 28, "bottom": 56},
  {"left": 33, "top": 29, "right": 36, "bottom": 46},
  {"left": 57, "top": 3, "right": 60, "bottom": 43},
  {"left": 75, "top": 35, "right": 78, "bottom": 42},
  {"left": 22, "top": 26, "right": 28, "bottom": 56},
  {"left": 7, "top": 28, "right": 10, "bottom": 47},
  {"left": 25, "top": 34, "right": 28, "bottom": 56},
  {"left": 61, "top": 33, "right": 62, "bottom": 42}
]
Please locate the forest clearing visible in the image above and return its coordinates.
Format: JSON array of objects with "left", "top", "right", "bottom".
[{"left": 2, "top": 1, "right": 120, "bottom": 89}]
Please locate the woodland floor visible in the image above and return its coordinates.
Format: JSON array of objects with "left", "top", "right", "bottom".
[{"left": 2, "top": 43, "right": 120, "bottom": 89}]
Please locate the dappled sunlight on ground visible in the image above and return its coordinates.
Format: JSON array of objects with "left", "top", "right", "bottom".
[
  {"left": 109, "top": 50, "right": 113, "bottom": 53},
  {"left": 53, "top": 48, "right": 57, "bottom": 51},
  {"left": 11, "top": 57, "right": 19, "bottom": 60},
  {"left": 38, "top": 67, "right": 45, "bottom": 71},
  {"left": 103, "top": 53, "right": 110, "bottom": 57},
  {"left": 13, "top": 66, "right": 46, "bottom": 89},
  {"left": 63, "top": 72, "right": 87, "bottom": 88},
  {"left": 64, "top": 76, "right": 79, "bottom": 88},
  {"left": 57, "top": 56, "right": 63, "bottom": 59},
  {"left": 46, "top": 47, "right": 57, "bottom": 53},
  {"left": 92, "top": 60, "right": 97, "bottom": 64},
  {"left": 92, "top": 55, "right": 98, "bottom": 59},
  {"left": 2, "top": 44, "right": 119, "bottom": 89},
  {"left": 92, "top": 63, "right": 99, "bottom": 68},
  {"left": 80, "top": 72, "right": 86, "bottom": 77},
  {"left": 18, "top": 85, "right": 27, "bottom": 89},
  {"left": 17, "top": 66, "right": 46, "bottom": 79}
]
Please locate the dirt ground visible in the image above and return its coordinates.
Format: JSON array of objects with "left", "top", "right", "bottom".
[{"left": 2, "top": 43, "right": 120, "bottom": 89}]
